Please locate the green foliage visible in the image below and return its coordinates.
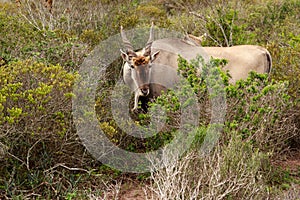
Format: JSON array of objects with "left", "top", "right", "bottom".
[
  {"left": 0, "top": 60, "right": 76, "bottom": 128},
  {"left": 101, "top": 1, "right": 139, "bottom": 32},
  {"left": 0, "top": 7, "right": 40, "bottom": 63},
  {"left": 0, "top": 7, "right": 88, "bottom": 70},
  {"left": 0, "top": 60, "right": 82, "bottom": 198},
  {"left": 136, "top": 3, "right": 170, "bottom": 26},
  {"left": 79, "top": 29, "right": 103, "bottom": 47},
  {"left": 226, "top": 74, "right": 295, "bottom": 153},
  {"left": 248, "top": 0, "right": 300, "bottom": 39},
  {"left": 177, "top": 55, "right": 296, "bottom": 153},
  {"left": 268, "top": 42, "right": 300, "bottom": 98},
  {"left": 267, "top": 166, "right": 298, "bottom": 190},
  {"left": 205, "top": 8, "right": 240, "bottom": 46}
]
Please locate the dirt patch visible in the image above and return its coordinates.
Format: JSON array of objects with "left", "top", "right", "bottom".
[
  {"left": 272, "top": 150, "right": 300, "bottom": 172},
  {"left": 272, "top": 150, "right": 300, "bottom": 200},
  {"left": 118, "top": 181, "right": 151, "bottom": 200},
  {"left": 101, "top": 179, "right": 158, "bottom": 200}
]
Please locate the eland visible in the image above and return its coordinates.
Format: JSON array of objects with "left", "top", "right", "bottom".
[{"left": 120, "top": 23, "right": 272, "bottom": 111}]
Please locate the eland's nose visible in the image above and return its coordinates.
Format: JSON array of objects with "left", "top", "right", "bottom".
[{"left": 141, "top": 88, "right": 149, "bottom": 96}]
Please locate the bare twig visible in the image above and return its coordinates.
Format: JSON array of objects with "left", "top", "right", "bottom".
[
  {"left": 44, "top": 163, "right": 92, "bottom": 174},
  {"left": 26, "top": 138, "right": 42, "bottom": 171}
]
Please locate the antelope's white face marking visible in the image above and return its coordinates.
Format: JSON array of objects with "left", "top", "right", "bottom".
[{"left": 131, "top": 53, "right": 151, "bottom": 96}]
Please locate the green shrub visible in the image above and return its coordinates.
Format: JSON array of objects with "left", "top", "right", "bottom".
[
  {"left": 0, "top": 60, "right": 90, "bottom": 197},
  {"left": 136, "top": 4, "right": 170, "bottom": 27},
  {"left": 178, "top": 55, "right": 297, "bottom": 153},
  {"left": 204, "top": 8, "right": 243, "bottom": 46},
  {"left": 0, "top": 5, "right": 40, "bottom": 63},
  {"left": 0, "top": 5, "right": 88, "bottom": 70},
  {"left": 267, "top": 42, "right": 300, "bottom": 98},
  {"left": 79, "top": 29, "right": 103, "bottom": 47},
  {"left": 0, "top": 60, "right": 76, "bottom": 128}
]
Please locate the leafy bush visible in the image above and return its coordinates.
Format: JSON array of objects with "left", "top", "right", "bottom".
[
  {"left": 0, "top": 60, "right": 95, "bottom": 197},
  {"left": 267, "top": 42, "right": 300, "bottom": 98},
  {"left": 167, "top": 1, "right": 258, "bottom": 46},
  {"left": 0, "top": 60, "right": 76, "bottom": 128},
  {"left": 0, "top": 4, "right": 89, "bottom": 70},
  {"left": 204, "top": 8, "right": 246, "bottom": 46}
]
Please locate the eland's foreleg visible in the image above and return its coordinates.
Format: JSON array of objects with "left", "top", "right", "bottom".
[{"left": 132, "top": 91, "right": 140, "bottom": 112}]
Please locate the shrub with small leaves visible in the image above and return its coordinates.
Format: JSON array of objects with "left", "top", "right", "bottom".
[
  {"left": 0, "top": 60, "right": 76, "bottom": 132},
  {"left": 0, "top": 60, "right": 84, "bottom": 197}
]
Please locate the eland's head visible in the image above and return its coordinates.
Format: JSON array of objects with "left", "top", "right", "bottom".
[{"left": 120, "top": 23, "right": 160, "bottom": 97}]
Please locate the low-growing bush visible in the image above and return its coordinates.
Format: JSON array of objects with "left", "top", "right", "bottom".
[
  {"left": 268, "top": 42, "right": 300, "bottom": 98},
  {"left": 0, "top": 60, "right": 76, "bottom": 132},
  {"left": 0, "top": 4, "right": 89, "bottom": 70},
  {"left": 0, "top": 60, "right": 97, "bottom": 198}
]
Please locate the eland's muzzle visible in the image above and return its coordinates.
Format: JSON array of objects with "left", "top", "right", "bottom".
[{"left": 140, "top": 86, "right": 150, "bottom": 96}]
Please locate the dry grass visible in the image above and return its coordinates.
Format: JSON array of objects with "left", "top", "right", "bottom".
[{"left": 147, "top": 133, "right": 269, "bottom": 200}]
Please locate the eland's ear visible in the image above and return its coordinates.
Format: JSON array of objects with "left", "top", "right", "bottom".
[
  {"left": 120, "top": 49, "right": 137, "bottom": 62},
  {"left": 151, "top": 51, "right": 160, "bottom": 61},
  {"left": 120, "top": 49, "right": 129, "bottom": 62}
]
